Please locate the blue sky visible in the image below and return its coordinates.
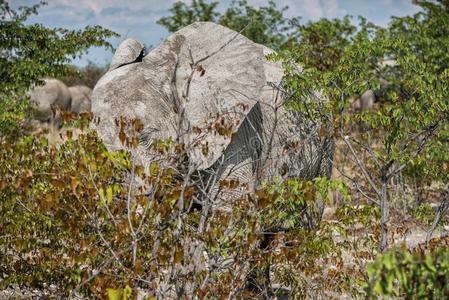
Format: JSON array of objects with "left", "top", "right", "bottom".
[{"left": 11, "top": 0, "right": 421, "bottom": 67}]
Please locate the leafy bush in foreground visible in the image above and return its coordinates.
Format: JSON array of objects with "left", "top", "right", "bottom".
[
  {"left": 0, "top": 118, "right": 353, "bottom": 298},
  {"left": 366, "top": 244, "right": 449, "bottom": 299}
]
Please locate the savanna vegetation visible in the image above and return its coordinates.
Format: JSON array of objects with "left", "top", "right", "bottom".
[{"left": 1, "top": 0, "right": 448, "bottom": 299}]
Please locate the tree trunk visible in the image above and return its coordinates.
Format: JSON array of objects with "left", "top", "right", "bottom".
[{"left": 380, "top": 176, "right": 388, "bottom": 251}]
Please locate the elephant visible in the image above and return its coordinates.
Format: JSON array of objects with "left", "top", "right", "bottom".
[
  {"left": 68, "top": 85, "right": 92, "bottom": 114},
  {"left": 92, "top": 21, "right": 334, "bottom": 209},
  {"left": 92, "top": 22, "right": 333, "bottom": 196},
  {"left": 91, "top": 21, "right": 335, "bottom": 296},
  {"left": 29, "top": 78, "right": 71, "bottom": 125},
  {"left": 30, "top": 80, "right": 94, "bottom": 133}
]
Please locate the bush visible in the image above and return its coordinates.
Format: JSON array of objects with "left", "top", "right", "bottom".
[
  {"left": 366, "top": 244, "right": 449, "bottom": 299},
  {"left": 0, "top": 125, "right": 132, "bottom": 296},
  {"left": 0, "top": 114, "right": 353, "bottom": 298}
]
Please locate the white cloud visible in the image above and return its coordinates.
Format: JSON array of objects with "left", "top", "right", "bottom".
[
  {"left": 243, "top": 0, "right": 347, "bottom": 20},
  {"left": 283, "top": 0, "right": 346, "bottom": 19},
  {"left": 35, "top": 0, "right": 180, "bottom": 14}
]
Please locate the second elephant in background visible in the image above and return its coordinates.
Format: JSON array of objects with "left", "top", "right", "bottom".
[
  {"left": 69, "top": 85, "right": 92, "bottom": 114},
  {"left": 30, "top": 78, "right": 72, "bottom": 124}
]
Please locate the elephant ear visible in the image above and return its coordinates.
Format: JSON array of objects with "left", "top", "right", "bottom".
[
  {"left": 173, "top": 22, "right": 266, "bottom": 170},
  {"left": 109, "top": 38, "right": 145, "bottom": 71},
  {"left": 92, "top": 34, "right": 186, "bottom": 169}
]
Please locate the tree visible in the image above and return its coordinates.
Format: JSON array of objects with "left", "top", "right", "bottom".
[
  {"left": 0, "top": 0, "right": 117, "bottom": 135},
  {"left": 219, "top": 0, "right": 291, "bottom": 49},
  {"left": 156, "top": 0, "right": 220, "bottom": 33},
  {"left": 273, "top": 0, "right": 449, "bottom": 252},
  {"left": 387, "top": 0, "right": 449, "bottom": 209},
  {"left": 0, "top": 1, "right": 116, "bottom": 96},
  {"left": 60, "top": 62, "right": 108, "bottom": 89},
  {"left": 285, "top": 16, "right": 358, "bottom": 71},
  {"left": 158, "top": 0, "right": 293, "bottom": 50}
]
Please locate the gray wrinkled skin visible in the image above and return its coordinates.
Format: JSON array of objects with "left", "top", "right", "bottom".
[
  {"left": 30, "top": 78, "right": 71, "bottom": 123},
  {"left": 69, "top": 85, "right": 92, "bottom": 113},
  {"left": 92, "top": 22, "right": 334, "bottom": 211}
]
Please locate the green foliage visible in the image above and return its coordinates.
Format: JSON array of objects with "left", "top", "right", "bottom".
[
  {"left": 60, "top": 62, "right": 108, "bottom": 89},
  {"left": 404, "top": 125, "right": 449, "bottom": 184},
  {"left": 0, "top": 125, "right": 133, "bottom": 296},
  {"left": 219, "top": 0, "right": 291, "bottom": 49},
  {"left": 0, "top": 97, "right": 28, "bottom": 137},
  {"left": 0, "top": 1, "right": 117, "bottom": 136},
  {"left": 389, "top": 0, "right": 449, "bottom": 75},
  {"left": 157, "top": 0, "right": 220, "bottom": 33},
  {"left": 0, "top": 1, "right": 117, "bottom": 96},
  {"left": 261, "top": 177, "right": 349, "bottom": 230},
  {"left": 387, "top": 1, "right": 449, "bottom": 186},
  {"left": 158, "top": 0, "right": 292, "bottom": 49},
  {"left": 273, "top": 0, "right": 449, "bottom": 206},
  {"left": 286, "top": 16, "right": 358, "bottom": 71},
  {"left": 366, "top": 246, "right": 449, "bottom": 299},
  {"left": 0, "top": 123, "right": 353, "bottom": 297},
  {"left": 411, "top": 203, "right": 435, "bottom": 226}
]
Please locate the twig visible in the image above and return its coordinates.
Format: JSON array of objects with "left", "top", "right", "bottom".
[
  {"left": 426, "top": 187, "right": 449, "bottom": 243},
  {"left": 332, "top": 160, "right": 380, "bottom": 206},
  {"left": 87, "top": 165, "right": 117, "bottom": 227},
  {"left": 340, "top": 133, "right": 381, "bottom": 197}
]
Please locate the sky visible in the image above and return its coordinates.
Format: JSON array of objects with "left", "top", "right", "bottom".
[{"left": 11, "top": 0, "right": 421, "bottom": 67}]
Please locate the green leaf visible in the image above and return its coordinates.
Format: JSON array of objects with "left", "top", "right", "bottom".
[
  {"left": 425, "top": 255, "right": 436, "bottom": 273},
  {"left": 106, "top": 185, "right": 113, "bottom": 205},
  {"left": 123, "top": 285, "right": 132, "bottom": 300},
  {"left": 107, "top": 288, "right": 122, "bottom": 300}
]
